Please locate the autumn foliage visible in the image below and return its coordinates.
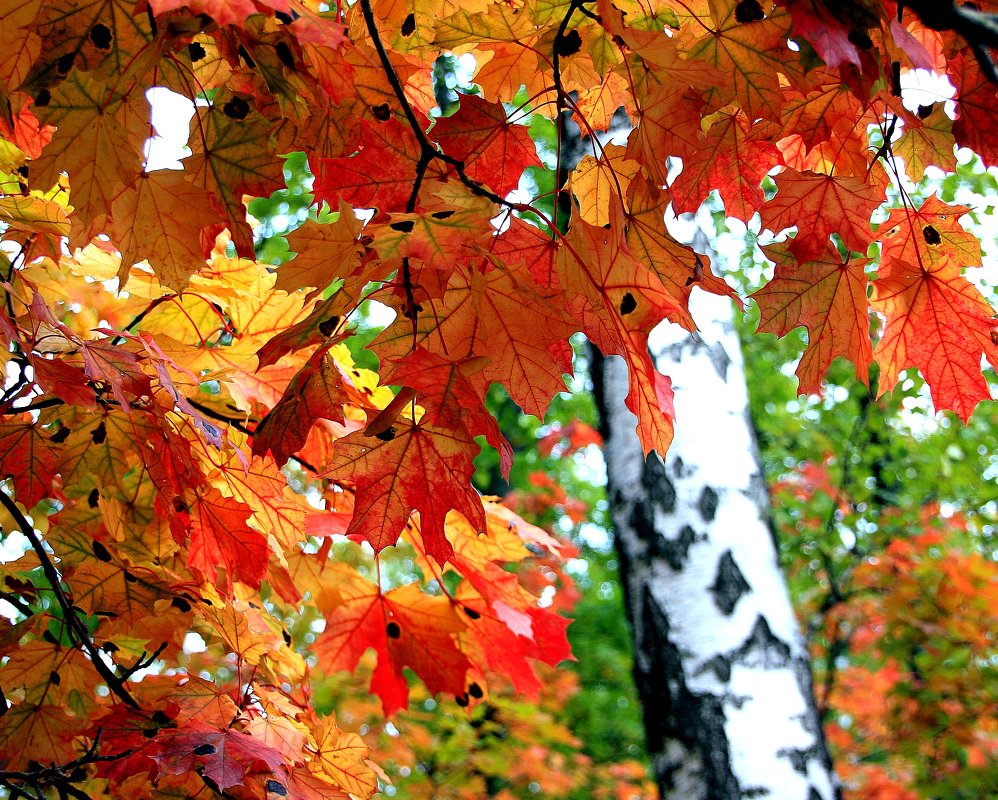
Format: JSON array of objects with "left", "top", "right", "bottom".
[{"left": 0, "top": 0, "right": 997, "bottom": 797}]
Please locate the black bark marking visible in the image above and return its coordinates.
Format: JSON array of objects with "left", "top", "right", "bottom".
[
  {"left": 651, "top": 524, "right": 696, "bottom": 571},
  {"left": 708, "top": 342, "right": 731, "bottom": 380},
  {"left": 697, "top": 654, "right": 732, "bottom": 683},
  {"left": 732, "top": 616, "right": 791, "bottom": 668},
  {"left": 642, "top": 455, "right": 676, "bottom": 512},
  {"left": 638, "top": 588, "right": 742, "bottom": 800},
  {"left": 698, "top": 485, "right": 719, "bottom": 521},
  {"left": 710, "top": 550, "right": 751, "bottom": 615}
]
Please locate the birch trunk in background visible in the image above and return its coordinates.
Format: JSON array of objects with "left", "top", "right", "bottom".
[{"left": 591, "top": 289, "right": 840, "bottom": 800}]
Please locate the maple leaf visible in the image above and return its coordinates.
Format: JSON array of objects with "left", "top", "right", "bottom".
[
  {"left": 329, "top": 417, "right": 487, "bottom": 563},
  {"left": 432, "top": 92, "right": 542, "bottom": 196},
  {"left": 871, "top": 258, "right": 998, "bottom": 422},
  {"left": 275, "top": 202, "right": 365, "bottom": 299},
  {"left": 176, "top": 487, "right": 270, "bottom": 591},
  {"left": 760, "top": 168, "right": 882, "bottom": 263},
  {"left": 151, "top": 720, "right": 287, "bottom": 793},
  {"left": 185, "top": 100, "right": 285, "bottom": 259},
  {"left": 313, "top": 117, "right": 439, "bottom": 214},
  {"left": 312, "top": 563, "right": 473, "bottom": 714},
  {"left": 109, "top": 170, "right": 223, "bottom": 290},
  {"left": 252, "top": 348, "right": 351, "bottom": 465},
  {"left": 670, "top": 112, "right": 781, "bottom": 220},
  {"left": 753, "top": 242, "right": 872, "bottom": 393}
]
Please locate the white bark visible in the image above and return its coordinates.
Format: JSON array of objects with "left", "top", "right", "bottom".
[{"left": 595, "top": 291, "right": 839, "bottom": 800}]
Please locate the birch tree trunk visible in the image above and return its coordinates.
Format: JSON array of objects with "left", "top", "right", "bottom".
[{"left": 591, "top": 290, "right": 840, "bottom": 800}]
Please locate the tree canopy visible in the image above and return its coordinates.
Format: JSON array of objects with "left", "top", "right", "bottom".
[{"left": 0, "top": 0, "right": 996, "bottom": 798}]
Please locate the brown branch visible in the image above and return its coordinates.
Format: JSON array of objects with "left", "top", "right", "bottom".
[{"left": 0, "top": 490, "right": 139, "bottom": 709}]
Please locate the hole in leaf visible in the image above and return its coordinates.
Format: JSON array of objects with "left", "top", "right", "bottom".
[
  {"left": 554, "top": 29, "right": 582, "bottom": 57},
  {"left": 386, "top": 621, "right": 401, "bottom": 638},
  {"left": 152, "top": 710, "right": 174, "bottom": 725},
  {"left": 401, "top": 12, "right": 416, "bottom": 37},
  {"left": 734, "top": 0, "right": 764, "bottom": 23},
  {"left": 266, "top": 780, "right": 288, "bottom": 796},
  {"left": 88, "top": 488, "right": 99, "bottom": 508},
  {"left": 468, "top": 682, "right": 483, "bottom": 698},
  {"left": 188, "top": 42, "right": 207, "bottom": 62},
  {"left": 89, "top": 23, "right": 113, "bottom": 50},
  {"left": 171, "top": 596, "right": 192, "bottom": 613},
  {"left": 390, "top": 220, "right": 416, "bottom": 233},
  {"left": 237, "top": 45, "right": 256, "bottom": 69},
  {"left": 124, "top": 571, "right": 138, "bottom": 584},
  {"left": 34, "top": 89, "right": 51, "bottom": 107},
  {"left": 275, "top": 11, "right": 294, "bottom": 24},
  {"left": 372, "top": 103, "right": 391, "bottom": 121},
  {"left": 223, "top": 97, "right": 250, "bottom": 120},
  {"left": 463, "top": 606, "right": 481, "bottom": 620},
  {"left": 431, "top": 210, "right": 455, "bottom": 220},
  {"left": 620, "top": 292, "right": 637, "bottom": 315},
  {"left": 91, "top": 421, "right": 107, "bottom": 444},
  {"left": 455, "top": 693, "right": 469, "bottom": 707},
  {"left": 922, "top": 224, "right": 941, "bottom": 245},
  {"left": 917, "top": 103, "right": 934, "bottom": 119},
  {"left": 193, "top": 744, "right": 217, "bottom": 756},
  {"left": 51, "top": 426, "right": 70, "bottom": 443}
]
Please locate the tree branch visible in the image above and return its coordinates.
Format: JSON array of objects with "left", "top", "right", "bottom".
[
  {"left": 901, "top": 0, "right": 998, "bottom": 83},
  {"left": 0, "top": 490, "right": 140, "bottom": 709}
]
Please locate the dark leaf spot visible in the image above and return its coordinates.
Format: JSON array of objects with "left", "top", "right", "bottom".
[
  {"left": 455, "top": 693, "right": 469, "bottom": 707},
  {"left": 188, "top": 42, "right": 207, "bottom": 62},
  {"left": 734, "top": 0, "right": 764, "bottom": 23},
  {"left": 152, "top": 710, "right": 174, "bottom": 726},
  {"left": 463, "top": 606, "right": 480, "bottom": 620},
  {"left": 917, "top": 103, "right": 934, "bottom": 119},
  {"left": 17, "top": 165, "right": 28, "bottom": 178},
  {"left": 92, "top": 540, "right": 112, "bottom": 562},
  {"left": 922, "top": 224, "right": 941, "bottom": 245},
  {"left": 375, "top": 426, "right": 397, "bottom": 442},
  {"left": 171, "top": 596, "right": 192, "bottom": 613},
  {"left": 372, "top": 103, "right": 391, "bottom": 121},
  {"left": 91, "top": 420, "right": 107, "bottom": 444},
  {"left": 275, "top": 41, "right": 294, "bottom": 68},
  {"left": 266, "top": 780, "right": 288, "bottom": 796},
  {"left": 89, "top": 23, "right": 113, "bottom": 50},
  {"left": 173, "top": 498, "right": 188, "bottom": 514},
  {"left": 390, "top": 219, "right": 415, "bottom": 233},
  {"left": 619, "top": 292, "right": 637, "bottom": 315},
  {"left": 554, "top": 29, "right": 582, "bottom": 57},
  {"left": 386, "top": 621, "right": 401, "bottom": 638},
  {"left": 34, "top": 89, "right": 51, "bottom": 107},
  {"left": 50, "top": 670, "right": 61, "bottom": 685},
  {"left": 275, "top": 11, "right": 294, "bottom": 24},
  {"left": 318, "top": 315, "right": 340, "bottom": 336},
  {"left": 401, "top": 12, "right": 416, "bottom": 37},
  {"left": 431, "top": 210, "right": 455, "bottom": 220},
  {"left": 193, "top": 743, "right": 216, "bottom": 756},
  {"left": 468, "top": 682, "right": 483, "bottom": 698},
  {"left": 847, "top": 29, "right": 873, "bottom": 50},
  {"left": 51, "top": 426, "right": 70, "bottom": 444},
  {"left": 123, "top": 571, "right": 137, "bottom": 584},
  {"left": 222, "top": 97, "right": 249, "bottom": 120},
  {"left": 237, "top": 45, "right": 256, "bottom": 69},
  {"left": 282, "top": 629, "right": 291, "bottom": 645},
  {"left": 142, "top": 727, "right": 158, "bottom": 738},
  {"left": 88, "top": 488, "right": 99, "bottom": 508},
  {"left": 56, "top": 53, "right": 75, "bottom": 76}
]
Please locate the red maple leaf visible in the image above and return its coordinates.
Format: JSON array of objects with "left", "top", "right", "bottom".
[{"left": 329, "top": 417, "right": 486, "bottom": 563}]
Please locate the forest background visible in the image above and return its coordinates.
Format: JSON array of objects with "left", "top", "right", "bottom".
[{"left": 0, "top": 2, "right": 997, "bottom": 800}]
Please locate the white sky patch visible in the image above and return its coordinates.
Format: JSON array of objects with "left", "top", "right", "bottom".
[{"left": 145, "top": 87, "right": 196, "bottom": 170}]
